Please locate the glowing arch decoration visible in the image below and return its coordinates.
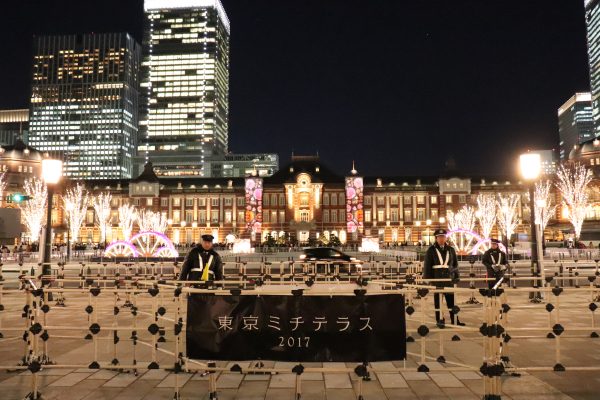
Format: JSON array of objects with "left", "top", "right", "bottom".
[
  {"left": 445, "top": 229, "right": 507, "bottom": 256},
  {"left": 446, "top": 229, "right": 483, "bottom": 255},
  {"left": 104, "top": 241, "right": 139, "bottom": 258},
  {"left": 103, "top": 231, "right": 179, "bottom": 258},
  {"left": 470, "top": 238, "right": 507, "bottom": 256}
]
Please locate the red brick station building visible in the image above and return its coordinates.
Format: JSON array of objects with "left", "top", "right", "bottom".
[{"left": 2, "top": 142, "right": 600, "bottom": 246}]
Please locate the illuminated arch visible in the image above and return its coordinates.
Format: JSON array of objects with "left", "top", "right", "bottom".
[
  {"left": 104, "top": 241, "right": 139, "bottom": 258},
  {"left": 103, "top": 231, "right": 179, "bottom": 258},
  {"left": 446, "top": 229, "right": 483, "bottom": 255}
]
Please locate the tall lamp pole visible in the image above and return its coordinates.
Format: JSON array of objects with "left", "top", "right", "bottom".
[
  {"left": 519, "top": 153, "right": 542, "bottom": 302},
  {"left": 65, "top": 202, "right": 73, "bottom": 262},
  {"left": 41, "top": 159, "right": 63, "bottom": 287}
]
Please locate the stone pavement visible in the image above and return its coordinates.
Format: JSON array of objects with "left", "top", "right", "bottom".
[{"left": 1, "top": 284, "right": 599, "bottom": 399}]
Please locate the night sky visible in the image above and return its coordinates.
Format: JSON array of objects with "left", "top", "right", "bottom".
[{"left": 0, "top": 0, "right": 591, "bottom": 177}]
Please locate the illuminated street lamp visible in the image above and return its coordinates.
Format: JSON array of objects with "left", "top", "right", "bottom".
[
  {"left": 519, "top": 153, "right": 542, "bottom": 302},
  {"left": 41, "top": 159, "right": 63, "bottom": 286}
]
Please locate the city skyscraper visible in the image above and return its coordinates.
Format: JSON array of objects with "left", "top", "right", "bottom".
[
  {"left": 558, "top": 92, "right": 594, "bottom": 160},
  {"left": 585, "top": 0, "right": 600, "bottom": 136},
  {"left": 28, "top": 33, "right": 141, "bottom": 179},
  {"left": 0, "top": 109, "right": 28, "bottom": 146},
  {"left": 140, "top": 0, "right": 230, "bottom": 177}
]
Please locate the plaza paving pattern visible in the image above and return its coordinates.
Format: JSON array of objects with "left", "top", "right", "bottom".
[{"left": 0, "top": 285, "right": 599, "bottom": 399}]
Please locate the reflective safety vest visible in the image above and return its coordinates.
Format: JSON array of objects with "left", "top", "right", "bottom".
[
  {"left": 190, "top": 253, "right": 214, "bottom": 281},
  {"left": 433, "top": 247, "right": 450, "bottom": 269}
]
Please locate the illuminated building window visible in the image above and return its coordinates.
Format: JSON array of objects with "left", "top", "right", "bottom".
[{"left": 300, "top": 211, "right": 309, "bottom": 222}]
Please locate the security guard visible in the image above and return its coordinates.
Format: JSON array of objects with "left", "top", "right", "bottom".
[
  {"left": 482, "top": 238, "right": 508, "bottom": 289},
  {"left": 423, "top": 229, "right": 464, "bottom": 326},
  {"left": 179, "top": 234, "right": 223, "bottom": 283}
]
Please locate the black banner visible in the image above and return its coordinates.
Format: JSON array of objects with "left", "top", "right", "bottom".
[{"left": 186, "top": 294, "right": 406, "bottom": 362}]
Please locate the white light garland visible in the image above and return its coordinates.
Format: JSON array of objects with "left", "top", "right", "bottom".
[
  {"left": 556, "top": 164, "right": 592, "bottom": 241},
  {"left": 62, "top": 183, "right": 89, "bottom": 244},
  {"left": 20, "top": 178, "right": 47, "bottom": 243},
  {"left": 93, "top": 192, "right": 113, "bottom": 243},
  {"left": 496, "top": 194, "right": 520, "bottom": 244},
  {"left": 476, "top": 194, "right": 496, "bottom": 239},
  {"left": 118, "top": 204, "right": 137, "bottom": 241}
]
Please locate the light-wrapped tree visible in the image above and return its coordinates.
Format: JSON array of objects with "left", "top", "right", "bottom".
[
  {"left": 62, "top": 183, "right": 89, "bottom": 244},
  {"left": 496, "top": 194, "right": 520, "bottom": 245},
  {"left": 20, "top": 177, "right": 47, "bottom": 243},
  {"left": 118, "top": 204, "right": 136, "bottom": 240},
  {"left": 555, "top": 164, "right": 593, "bottom": 242},
  {"left": 476, "top": 194, "right": 496, "bottom": 239},
  {"left": 93, "top": 192, "right": 112, "bottom": 244}
]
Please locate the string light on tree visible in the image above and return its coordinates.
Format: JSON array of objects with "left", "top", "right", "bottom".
[
  {"left": 62, "top": 183, "right": 89, "bottom": 244},
  {"left": 534, "top": 180, "right": 557, "bottom": 234},
  {"left": 555, "top": 163, "right": 592, "bottom": 242},
  {"left": 20, "top": 178, "right": 48, "bottom": 243},
  {"left": 93, "top": 192, "right": 113, "bottom": 244},
  {"left": 496, "top": 194, "right": 520, "bottom": 245},
  {"left": 476, "top": 194, "right": 496, "bottom": 239},
  {"left": 446, "top": 205, "right": 476, "bottom": 232},
  {"left": 118, "top": 204, "right": 136, "bottom": 241}
]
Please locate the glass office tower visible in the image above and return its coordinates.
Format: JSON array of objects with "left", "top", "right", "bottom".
[
  {"left": 28, "top": 33, "right": 141, "bottom": 179},
  {"left": 586, "top": 0, "right": 600, "bottom": 136},
  {"left": 140, "top": 0, "right": 230, "bottom": 177},
  {"left": 558, "top": 92, "right": 594, "bottom": 161}
]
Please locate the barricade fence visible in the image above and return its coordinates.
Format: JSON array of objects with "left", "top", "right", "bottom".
[{"left": 0, "top": 260, "right": 599, "bottom": 400}]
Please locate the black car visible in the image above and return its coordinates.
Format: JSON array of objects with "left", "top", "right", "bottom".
[{"left": 299, "top": 247, "right": 362, "bottom": 274}]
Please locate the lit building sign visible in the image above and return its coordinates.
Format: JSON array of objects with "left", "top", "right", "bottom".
[
  {"left": 245, "top": 177, "right": 263, "bottom": 233},
  {"left": 346, "top": 176, "right": 364, "bottom": 233}
]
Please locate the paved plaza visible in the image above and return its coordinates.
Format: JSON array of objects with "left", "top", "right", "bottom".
[{"left": 0, "top": 260, "right": 599, "bottom": 400}]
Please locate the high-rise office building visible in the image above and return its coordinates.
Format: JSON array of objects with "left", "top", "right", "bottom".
[
  {"left": 0, "top": 109, "right": 29, "bottom": 146},
  {"left": 585, "top": 0, "right": 600, "bottom": 135},
  {"left": 140, "top": 0, "right": 230, "bottom": 177},
  {"left": 558, "top": 92, "right": 594, "bottom": 160},
  {"left": 528, "top": 149, "right": 558, "bottom": 176},
  {"left": 28, "top": 33, "right": 141, "bottom": 179}
]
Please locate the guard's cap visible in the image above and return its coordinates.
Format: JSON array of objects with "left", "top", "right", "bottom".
[
  {"left": 201, "top": 234, "right": 214, "bottom": 242},
  {"left": 433, "top": 229, "right": 447, "bottom": 237},
  {"left": 490, "top": 238, "right": 501, "bottom": 244}
]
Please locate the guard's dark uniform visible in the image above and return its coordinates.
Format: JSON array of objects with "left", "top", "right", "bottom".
[
  {"left": 179, "top": 245, "right": 223, "bottom": 283},
  {"left": 482, "top": 241, "right": 508, "bottom": 289},
  {"left": 423, "top": 230, "right": 461, "bottom": 324}
]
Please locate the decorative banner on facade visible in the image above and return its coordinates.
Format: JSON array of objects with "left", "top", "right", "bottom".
[
  {"left": 186, "top": 294, "right": 406, "bottom": 362},
  {"left": 346, "top": 176, "right": 364, "bottom": 233},
  {"left": 245, "top": 177, "right": 263, "bottom": 233}
]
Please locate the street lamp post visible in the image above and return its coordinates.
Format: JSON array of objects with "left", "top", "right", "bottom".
[
  {"left": 426, "top": 219, "right": 432, "bottom": 245},
  {"left": 65, "top": 202, "right": 73, "bottom": 262},
  {"left": 519, "top": 153, "right": 542, "bottom": 302},
  {"left": 41, "top": 159, "right": 63, "bottom": 287}
]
